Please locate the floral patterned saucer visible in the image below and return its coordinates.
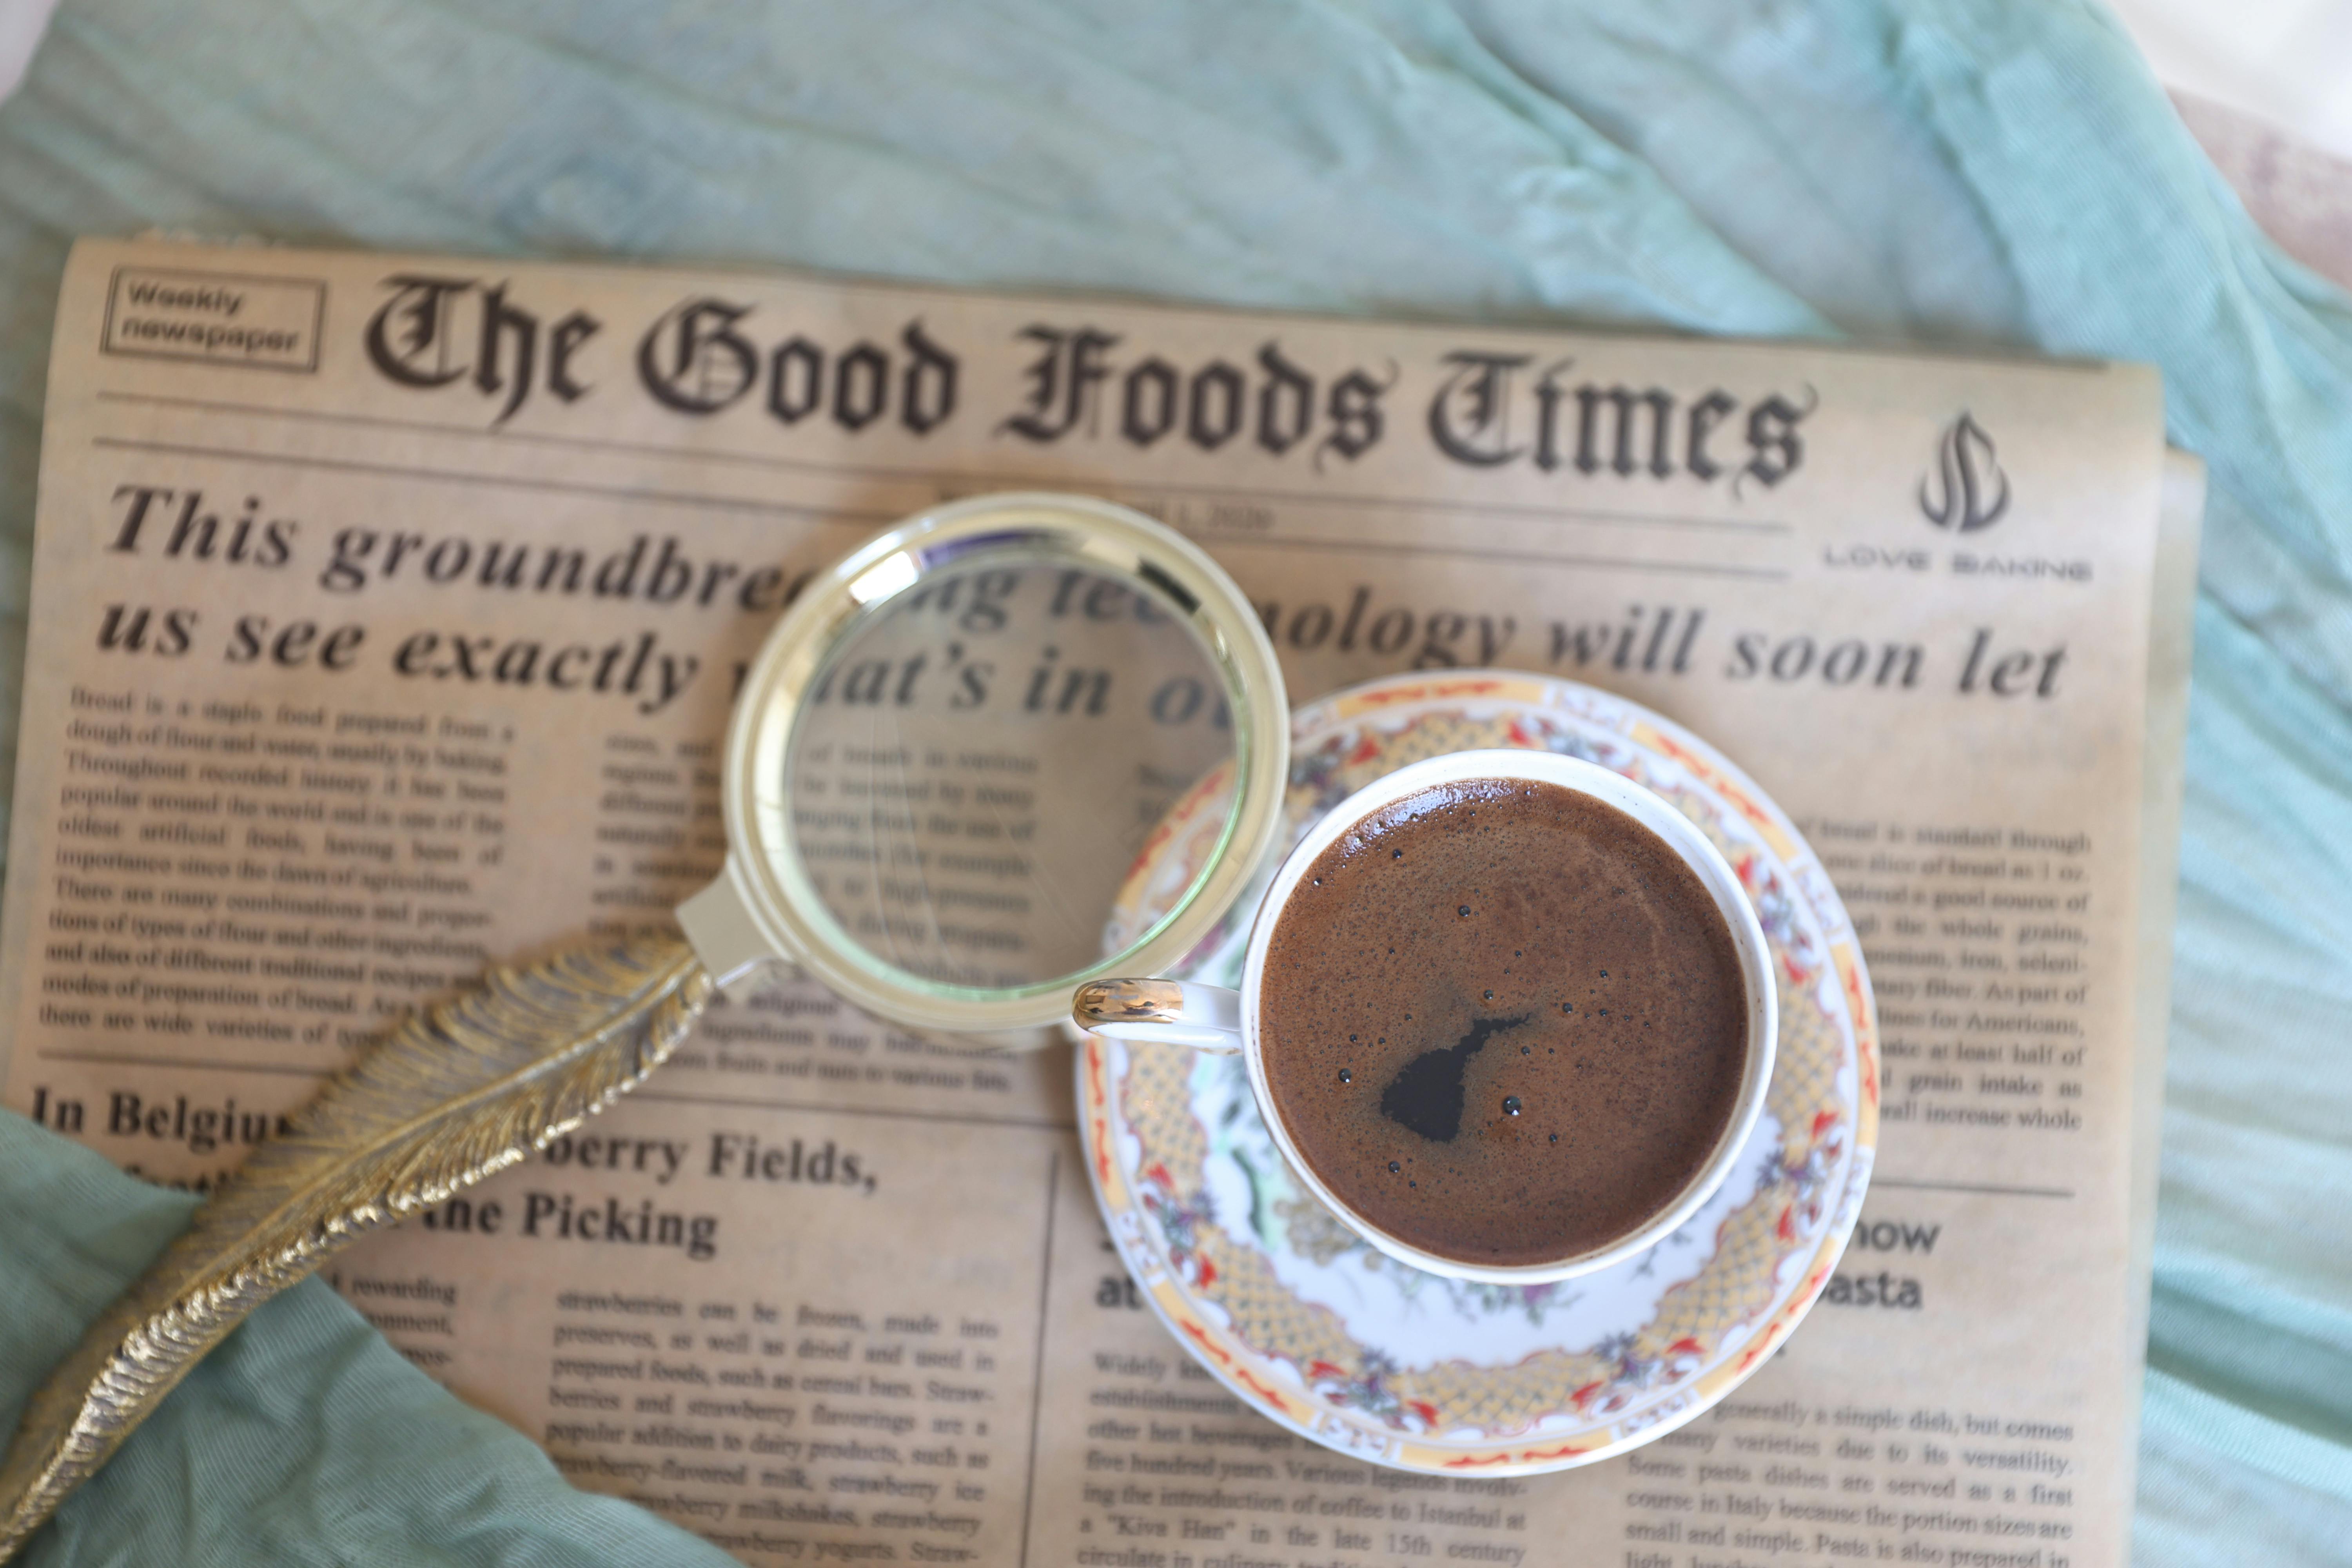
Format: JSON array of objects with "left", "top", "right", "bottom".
[{"left": 1078, "top": 671, "right": 1878, "bottom": 1474}]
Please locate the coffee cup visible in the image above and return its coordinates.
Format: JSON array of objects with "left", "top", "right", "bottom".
[{"left": 1073, "top": 747, "right": 1777, "bottom": 1285}]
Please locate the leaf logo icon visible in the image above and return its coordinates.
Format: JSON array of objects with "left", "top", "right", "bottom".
[{"left": 1919, "top": 413, "right": 2010, "bottom": 533}]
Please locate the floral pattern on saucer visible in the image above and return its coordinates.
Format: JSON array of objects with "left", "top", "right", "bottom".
[{"left": 1080, "top": 673, "right": 1878, "bottom": 1474}]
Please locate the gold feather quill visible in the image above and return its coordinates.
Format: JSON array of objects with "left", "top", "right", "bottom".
[{"left": 0, "top": 932, "right": 714, "bottom": 1561}]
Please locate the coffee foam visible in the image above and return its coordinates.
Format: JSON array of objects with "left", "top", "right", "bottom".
[{"left": 1259, "top": 778, "right": 1748, "bottom": 1267}]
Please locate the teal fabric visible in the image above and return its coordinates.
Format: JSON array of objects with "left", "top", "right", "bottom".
[
  {"left": 0, "top": 1111, "right": 740, "bottom": 1566},
  {"left": 0, "top": 0, "right": 2345, "bottom": 1563}
]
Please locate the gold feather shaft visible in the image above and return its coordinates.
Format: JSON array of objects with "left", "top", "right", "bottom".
[{"left": 0, "top": 932, "right": 714, "bottom": 1561}]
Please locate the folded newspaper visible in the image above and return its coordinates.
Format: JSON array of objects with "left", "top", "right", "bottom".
[{"left": 0, "top": 238, "right": 2196, "bottom": 1568}]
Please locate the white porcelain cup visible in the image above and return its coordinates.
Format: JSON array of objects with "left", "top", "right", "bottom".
[{"left": 1072, "top": 748, "right": 1777, "bottom": 1285}]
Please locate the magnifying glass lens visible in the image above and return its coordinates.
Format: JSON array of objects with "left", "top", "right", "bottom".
[{"left": 785, "top": 552, "right": 1238, "bottom": 995}]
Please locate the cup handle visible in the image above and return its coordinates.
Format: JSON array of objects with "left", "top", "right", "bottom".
[{"left": 1071, "top": 979, "right": 1243, "bottom": 1054}]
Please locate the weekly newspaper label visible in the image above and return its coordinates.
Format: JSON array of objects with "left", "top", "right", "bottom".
[{"left": 0, "top": 238, "right": 2194, "bottom": 1568}]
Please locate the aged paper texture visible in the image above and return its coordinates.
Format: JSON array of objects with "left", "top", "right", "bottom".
[{"left": 1, "top": 239, "right": 2189, "bottom": 1568}]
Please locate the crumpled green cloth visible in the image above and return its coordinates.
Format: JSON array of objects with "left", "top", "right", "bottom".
[
  {"left": 0, "top": 0, "right": 2346, "bottom": 1564},
  {"left": 0, "top": 1112, "right": 738, "bottom": 1566}
]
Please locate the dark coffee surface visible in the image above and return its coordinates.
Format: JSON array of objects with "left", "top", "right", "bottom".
[{"left": 1259, "top": 778, "right": 1750, "bottom": 1268}]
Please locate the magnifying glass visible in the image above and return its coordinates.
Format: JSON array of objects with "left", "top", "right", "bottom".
[
  {"left": 0, "top": 494, "right": 1292, "bottom": 1550},
  {"left": 681, "top": 491, "right": 1290, "bottom": 1048}
]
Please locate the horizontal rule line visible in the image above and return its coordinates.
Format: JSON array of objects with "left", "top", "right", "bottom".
[
  {"left": 635, "top": 1087, "right": 1075, "bottom": 1133},
  {"left": 90, "top": 436, "right": 900, "bottom": 525},
  {"left": 1199, "top": 531, "right": 1789, "bottom": 580},
  {"left": 34, "top": 1048, "right": 327, "bottom": 1078},
  {"left": 93, "top": 389, "right": 1795, "bottom": 535},
  {"left": 1869, "top": 1178, "right": 2076, "bottom": 1200}
]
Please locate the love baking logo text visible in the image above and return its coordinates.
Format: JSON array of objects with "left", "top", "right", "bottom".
[{"left": 363, "top": 274, "right": 1813, "bottom": 489}]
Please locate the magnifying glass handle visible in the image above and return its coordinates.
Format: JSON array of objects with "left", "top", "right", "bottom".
[
  {"left": 0, "top": 935, "right": 712, "bottom": 1561},
  {"left": 1071, "top": 980, "right": 1243, "bottom": 1054},
  {"left": 677, "top": 863, "right": 797, "bottom": 995}
]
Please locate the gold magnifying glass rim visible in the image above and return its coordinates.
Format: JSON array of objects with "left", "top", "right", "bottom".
[{"left": 718, "top": 491, "right": 1289, "bottom": 1041}]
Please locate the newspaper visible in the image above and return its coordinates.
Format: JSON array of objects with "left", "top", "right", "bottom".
[{"left": 0, "top": 238, "right": 2196, "bottom": 1568}]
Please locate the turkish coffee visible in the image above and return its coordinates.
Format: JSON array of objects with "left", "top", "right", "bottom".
[{"left": 1259, "top": 777, "right": 1750, "bottom": 1268}]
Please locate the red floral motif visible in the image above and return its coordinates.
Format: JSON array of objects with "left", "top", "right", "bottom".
[
  {"left": 1085, "top": 1045, "right": 1114, "bottom": 1186},
  {"left": 1349, "top": 677, "right": 1508, "bottom": 710},
  {"left": 1136, "top": 1161, "right": 1217, "bottom": 1290},
  {"left": 1841, "top": 952, "right": 1880, "bottom": 1107},
  {"left": 1565, "top": 1333, "right": 1710, "bottom": 1420},
  {"left": 1179, "top": 1318, "right": 1231, "bottom": 1365},
  {"left": 1441, "top": 1436, "right": 1604, "bottom": 1469},
  {"left": 1234, "top": 1366, "right": 1292, "bottom": 1410},
  {"left": 1308, "top": 1349, "right": 1432, "bottom": 1434},
  {"left": 1734, "top": 1251, "right": 1842, "bottom": 1378},
  {"left": 1648, "top": 732, "right": 1777, "bottom": 836},
  {"left": 1513, "top": 1439, "right": 1604, "bottom": 1463}
]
